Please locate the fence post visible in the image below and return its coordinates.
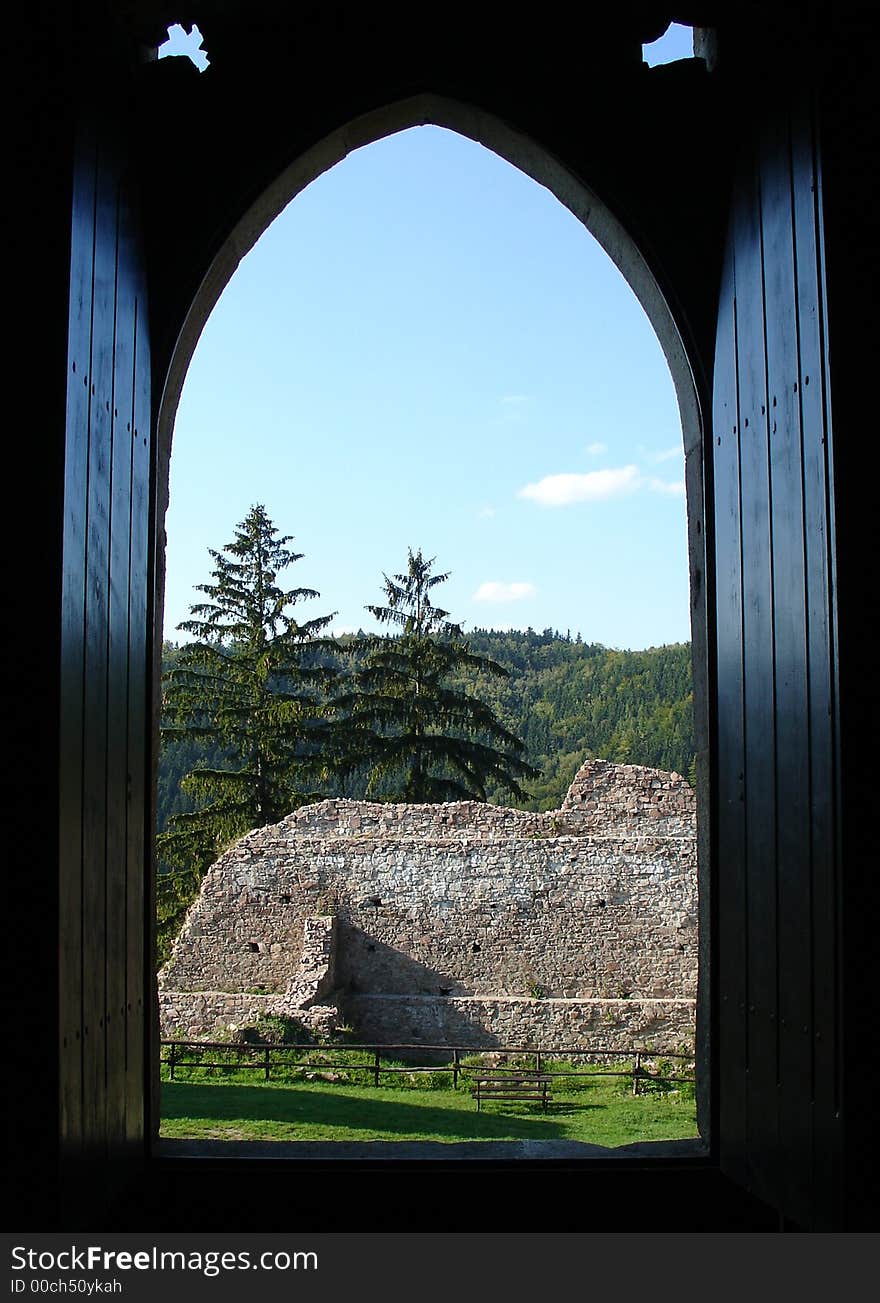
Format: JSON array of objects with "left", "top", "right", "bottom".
[
  {"left": 633, "top": 1051, "right": 641, "bottom": 1096},
  {"left": 374, "top": 1048, "right": 381, "bottom": 1088},
  {"left": 453, "top": 1048, "right": 460, "bottom": 1090},
  {"left": 264, "top": 1045, "right": 271, "bottom": 1082},
  {"left": 169, "top": 1042, "right": 176, "bottom": 1081},
  {"left": 536, "top": 1050, "right": 542, "bottom": 1075}
]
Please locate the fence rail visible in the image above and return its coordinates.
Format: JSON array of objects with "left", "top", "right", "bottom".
[{"left": 160, "top": 1039, "right": 694, "bottom": 1095}]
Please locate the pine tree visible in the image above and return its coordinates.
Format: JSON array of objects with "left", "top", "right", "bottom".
[
  {"left": 156, "top": 505, "right": 336, "bottom": 958},
  {"left": 332, "top": 548, "right": 539, "bottom": 803}
]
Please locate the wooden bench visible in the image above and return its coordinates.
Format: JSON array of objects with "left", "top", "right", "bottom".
[{"left": 471, "top": 1073, "right": 552, "bottom": 1111}]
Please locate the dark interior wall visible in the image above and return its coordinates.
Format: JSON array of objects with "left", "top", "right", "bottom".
[
  {"left": 140, "top": 6, "right": 728, "bottom": 412},
  {"left": 10, "top": 1, "right": 878, "bottom": 1231},
  {"left": 11, "top": 0, "right": 76, "bottom": 1234}
]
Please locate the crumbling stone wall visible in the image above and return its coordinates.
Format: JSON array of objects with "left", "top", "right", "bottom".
[
  {"left": 159, "top": 760, "right": 698, "bottom": 1049},
  {"left": 161, "top": 915, "right": 339, "bottom": 1040}
]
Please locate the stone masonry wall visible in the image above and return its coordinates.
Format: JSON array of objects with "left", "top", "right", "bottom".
[
  {"left": 159, "top": 991, "right": 340, "bottom": 1041},
  {"left": 344, "top": 995, "right": 696, "bottom": 1054},
  {"left": 159, "top": 760, "right": 698, "bottom": 1049}
]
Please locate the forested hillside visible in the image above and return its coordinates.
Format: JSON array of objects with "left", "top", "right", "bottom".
[
  {"left": 449, "top": 630, "right": 694, "bottom": 808},
  {"left": 158, "top": 630, "right": 694, "bottom": 829}
]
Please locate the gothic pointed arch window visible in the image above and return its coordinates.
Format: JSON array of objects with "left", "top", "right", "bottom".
[{"left": 155, "top": 103, "right": 709, "bottom": 1155}]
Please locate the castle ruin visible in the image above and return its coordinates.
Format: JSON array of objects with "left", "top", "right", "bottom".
[{"left": 159, "top": 758, "right": 698, "bottom": 1052}]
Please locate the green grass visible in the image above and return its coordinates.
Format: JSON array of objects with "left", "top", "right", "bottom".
[{"left": 160, "top": 1067, "right": 699, "bottom": 1146}]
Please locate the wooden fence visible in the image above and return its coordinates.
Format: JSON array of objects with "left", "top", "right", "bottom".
[{"left": 160, "top": 1040, "right": 694, "bottom": 1095}]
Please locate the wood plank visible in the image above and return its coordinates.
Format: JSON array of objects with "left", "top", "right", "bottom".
[
  {"left": 106, "top": 164, "right": 134, "bottom": 1157},
  {"left": 713, "top": 228, "right": 748, "bottom": 1188},
  {"left": 790, "top": 99, "right": 842, "bottom": 1228},
  {"left": 126, "top": 212, "right": 152, "bottom": 1150},
  {"left": 81, "top": 137, "right": 117, "bottom": 1166},
  {"left": 759, "top": 106, "right": 813, "bottom": 1228},
  {"left": 733, "top": 146, "right": 780, "bottom": 1209},
  {"left": 59, "top": 120, "right": 97, "bottom": 1165}
]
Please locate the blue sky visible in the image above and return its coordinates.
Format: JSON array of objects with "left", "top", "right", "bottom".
[{"left": 160, "top": 25, "right": 695, "bottom": 650}]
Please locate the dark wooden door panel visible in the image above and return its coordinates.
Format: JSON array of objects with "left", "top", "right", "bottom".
[
  {"left": 732, "top": 144, "right": 780, "bottom": 1211},
  {"left": 59, "top": 121, "right": 97, "bottom": 1165},
  {"left": 713, "top": 234, "right": 748, "bottom": 1189},
  {"left": 759, "top": 108, "right": 813, "bottom": 1229},
  {"left": 106, "top": 164, "right": 137, "bottom": 1157},
  {"left": 81, "top": 137, "right": 116, "bottom": 1165},
  {"left": 714, "top": 99, "right": 840, "bottom": 1228},
  {"left": 59, "top": 116, "right": 151, "bottom": 1205},
  {"left": 789, "top": 101, "right": 841, "bottom": 1230},
  {"left": 126, "top": 215, "right": 151, "bottom": 1151}
]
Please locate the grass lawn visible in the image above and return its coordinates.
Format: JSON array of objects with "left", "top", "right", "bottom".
[{"left": 160, "top": 1070, "right": 699, "bottom": 1145}]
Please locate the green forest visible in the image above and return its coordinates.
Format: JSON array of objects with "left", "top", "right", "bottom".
[
  {"left": 155, "top": 509, "right": 695, "bottom": 963},
  {"left": 158, "top": 628, "right": 695, "bottom": 829}
]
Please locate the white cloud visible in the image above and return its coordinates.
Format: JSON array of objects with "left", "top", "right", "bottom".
[
  {"left": 517, "top": 464, "right": 642, "bottom": 507},
  {"left": 478, "top": 505, "right": 497, "bottom": 518},
  {"left": 587, "top": 441, "right": 607, "bottom": 456},
  {"left": 649, "top": 477, "right": 686, "bottom": 497},
  {"left": 473, "top": 581, "right": 537, "bottom": 603}
]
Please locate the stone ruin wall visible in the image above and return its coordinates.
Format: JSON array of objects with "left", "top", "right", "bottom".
[{"left": 160, "top": 760, "right": 698, "bottom": 1052}]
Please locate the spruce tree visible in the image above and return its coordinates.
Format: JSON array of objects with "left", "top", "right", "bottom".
[
  {"left": 332, "top": 548, "right": 539, "bottom": 803},
  {"left": 156, "top": 505, "right": 336, "bottom": 957}
]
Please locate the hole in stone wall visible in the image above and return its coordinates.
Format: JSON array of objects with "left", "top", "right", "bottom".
[
  {"left": 157, "top": 22, "right": 211, "bottom": 72},
  {"left": 642, "top": 23, "right": 696, "bottom": 68}
]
